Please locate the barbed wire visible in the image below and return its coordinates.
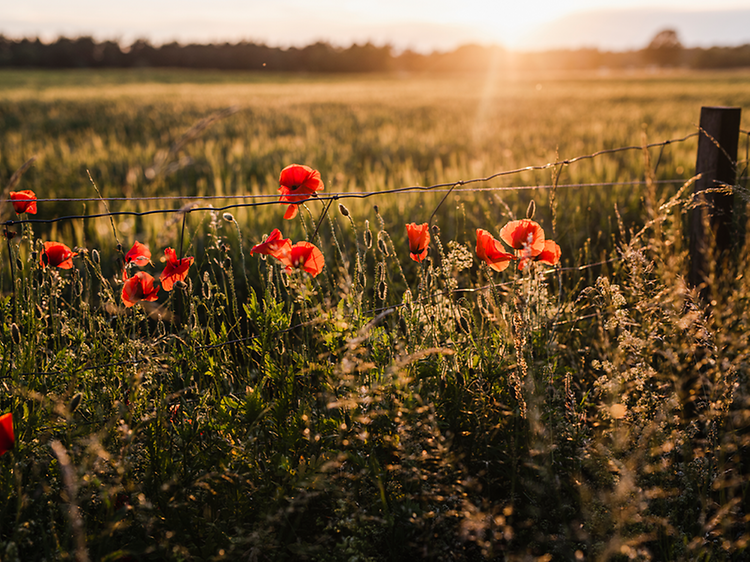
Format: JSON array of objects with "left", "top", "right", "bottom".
[
  {"left": 2, "top": 133, "right": 701, "bottom": 228},
  {"left": 2, "top": 177, "right": 695, "bottom": 205}
]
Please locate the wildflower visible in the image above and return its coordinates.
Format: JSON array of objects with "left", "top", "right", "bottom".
[
  {"left": 124, "top": 241, "right": 151, "bottom": 267},
  {"left": 499, "top": 219, "right": 546, "bottom": 258},
  {"left": 476, "top": 229, "right": 516, "bottom": 272},
  {"left": 406, "top": 223, "right": 430, "bottom": 262},
  {"left": 160, "top": 248, "right": 194, "bottom": 291},
  {"left": 41, "top": 241, "right": 77, "bottom": 269},
  {"left": 10, "top": 190, "right": 37, "bottom": 214},
  {"left": 250, "top": 228, "right": 292, "bottom": 262},
  {"left": 282, "top": 242, "right": 325, "bottom": 277},
  {"left": 535, "top": 239, "right": 562, "bottom": 266},
  {"left": 517, "top": 239, "right": 562, "bottom": 270},
  {"left": 0, "top": 412, "right": 14, "bottom": 457},
  {"left": 122, "top": 271, "right": 160, "bottom": 307},
  {"left": 278, "top": 164, "right": 324, "bottom": 220}
]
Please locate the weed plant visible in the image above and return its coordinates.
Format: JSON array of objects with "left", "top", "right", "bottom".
[{"left": 0, "top": 70, "right": 748, "bottom": 561}]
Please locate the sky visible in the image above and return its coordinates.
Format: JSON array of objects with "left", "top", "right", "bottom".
[{"left": 2, "top": 0, "right": 750, "bottom": 52}]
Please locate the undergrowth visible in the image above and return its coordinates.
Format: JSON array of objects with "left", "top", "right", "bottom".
[{"left": 0, "top": 168, "right": 748, "bottom": 561}]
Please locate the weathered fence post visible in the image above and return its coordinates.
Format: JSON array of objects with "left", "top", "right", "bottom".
[{"left": 689, "top": 106, "right": 742, "bottom": 292}]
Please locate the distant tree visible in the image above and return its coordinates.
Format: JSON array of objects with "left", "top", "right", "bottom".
[{"left": 644, "top": 28, "right": 683, "bottom": 67}]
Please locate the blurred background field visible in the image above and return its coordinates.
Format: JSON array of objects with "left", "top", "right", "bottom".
[{"left": 1, "top": 68, "right": 750, "bottom": 561}]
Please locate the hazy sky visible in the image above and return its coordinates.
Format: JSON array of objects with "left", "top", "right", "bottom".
[{"left": 3, "top": 0, "right": 750, "bottom": 51}]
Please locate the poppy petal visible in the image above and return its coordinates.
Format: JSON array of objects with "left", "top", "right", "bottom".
[
  {"left": 10, "top": 190, "right": 37, "bottom": 215},
  {"left": 125, "top": 241, "right": 151, "bottom": 266},
  {"left": 160, "top": 248, "right": 193, "bottom": 291},
  {"left": 122, "top": 271, "right": 160, "bottom": 307},
  {"left": 406, "top": 223, "right": 430, "bottom": 263},
  {"left": 499, "top": 219, "right": 545, "bottom": 255},
  {"left": 0, "top": 412, "right": 15, "bottom": 457},
  {"left": 476, "top": 229, "right": 516, "bottom": 272},
  {"left": 41, "top": 241, "right": 77, "bottom": 269}
]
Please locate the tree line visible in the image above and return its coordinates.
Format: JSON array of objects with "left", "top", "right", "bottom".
[{"left": 1, "top": 33, "right": 749, "bottom": 72}]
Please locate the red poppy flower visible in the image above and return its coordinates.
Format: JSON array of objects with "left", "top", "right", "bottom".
[
  {"left": 535, "top": 239, "right": 561, "bottom": 266},
  {"left": 0, "top": 412, "right": 14, "bottom": 457},
  {"left": 499, "top": 219, "right": 546, "bottom": 257},
  {"left": 278, "top": 164, "right": 324, "bottom": 220},
  {"left": 476, "top": 229, "right": 516, "bottom": 272},
  {"left": 519, "top": 239, "right": 562, "bottom": 270},
  {"left": 406, "top": 223, "right": 430, "bottom": 263},
  {"left": 281, "top": 241, "right": 325, "bottom": 277},
  {"left": 10, "top": 190, "right": 37, "bottom": 215},
  {"left": 124, "top": 241, "right": 151, "bottom": 267},
  {"left": 122, "top": 271, "right": 160, "bottom": 307},
  {"left": 41, "top": 241, "right": 77, "bottom": 269},
  {"left": 250, "top": 228, "right": 292, "bottom": 262},
  {"left": 160, "top": 248, "right": 194, "bottom": 291}
]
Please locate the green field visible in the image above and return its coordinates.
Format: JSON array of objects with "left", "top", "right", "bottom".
[{"left": 1, "top": 68, "right": 749, "bottom": 561}]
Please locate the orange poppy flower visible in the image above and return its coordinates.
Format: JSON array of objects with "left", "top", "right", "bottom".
[
  {"left": 122, "top": 271, "right": 160, "bottom": 307},
  {"left": 476, "top": 229, "right": 516, "bottom": 272},
  {"left": 282, "top": 241, "right": 325, "bottom": 277},
  {"left": 124, "top": 241, "right": 151, "bottom": 267},
  {"left": 160, "top": 248, "right": 194, "bottom": 291},
  {"left": 278, "top": 164, "right": 324, "bottom": 220},
  {"left": 535, "top": 239, "right": 561, "bottom": 266},
  {"left": 10, "top": 190, "right": 37, "bottom": 214},
  {"left": 518, "top": 239, "right": 562, "bottom": 270},
  {"left": 41, "top": 241, "right": 77, "bottom": 269},
  {"left": 406, "top": 223, "right": 430, "bottom": 262},
  {"left": 0, "top": 412, "right": 14, "bottom": 457},
  {"left": 499, "top": 219, "right": 546, "bottom": 257},
  {"left": 250, "top": 228, "right": 292, "bottom": 262}
]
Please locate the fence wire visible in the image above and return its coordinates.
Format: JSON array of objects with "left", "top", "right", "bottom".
[{"left": 2, "top": 132, "right": 704, "bottom": 228}]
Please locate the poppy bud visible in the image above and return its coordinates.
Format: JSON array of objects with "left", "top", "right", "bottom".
[
  {"left": 377, "top": 238, "right": 388, "bottom": 256},
  {"left": 432, "top": 225, "right": 440, "bottom": 235},
  {"left": 223, "top": 213, "right": 235, "bottom": 223},
  {"left": 378, "top": 280, "right": 387, "bottom": 300},
  {"left": 116, "top": 243, "right": 122, "bottom": 253},
  {"left": 373, "top": 205, "right": 379, "bottom": 215},
  {"left": 69, "top": 392, "right": 82, "bottom": 413},
  {"left": 223, "top": 257, "right": 232, "bottom": 269},
  {"left": 174, "top": 279, "right": 187, "bottom": 290},
  {"left": 92, "top": 249, "right": 100, "bottom": 264},
  {"left": 526, "top": 200, "right": 536, "bottom": 220},
  {"left": 338, "top": 204, "right": 349, "bottom": 217},
  {"left": 10, "top": 323, "right": 20, "bottom": 345},
  {"left": 363, "top": 227, "right": 372, "bottom": 249}
]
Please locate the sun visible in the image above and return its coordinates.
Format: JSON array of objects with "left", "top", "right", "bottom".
[{"left": 465, "top": 1, "right": 587, "bottom": 48}]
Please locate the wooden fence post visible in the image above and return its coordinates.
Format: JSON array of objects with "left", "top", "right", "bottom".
[{"left": 689, "top": 106, "right": 742, "bottom": 292}]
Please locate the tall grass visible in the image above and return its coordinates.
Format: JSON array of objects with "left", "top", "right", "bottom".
[{"left": 0, "top": 69, "right": 749, "bottom": 561}]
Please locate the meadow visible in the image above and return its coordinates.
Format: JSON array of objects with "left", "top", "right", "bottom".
[{"left": 0, "top": 67, "right": 749, "bottom": 561}]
